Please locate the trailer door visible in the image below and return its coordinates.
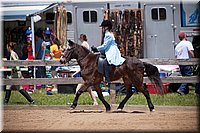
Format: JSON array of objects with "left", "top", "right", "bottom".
[
  {"left": 144, "top": 4, "right": 175, "bottom": 58},
  {"left": 76, "top": 6, "right": 104, "bottom": 48}
]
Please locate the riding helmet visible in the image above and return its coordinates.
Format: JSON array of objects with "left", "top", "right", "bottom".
[
  {"left": 100, "top": 20, "right": 112, "bottom": 30},
  {"left": 68, "top": 39, "right": 74, "bottom": 46}
]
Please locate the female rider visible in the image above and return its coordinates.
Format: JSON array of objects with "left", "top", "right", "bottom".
[{"left": 91, "top": 20, "right": 125, "bottom": 84}]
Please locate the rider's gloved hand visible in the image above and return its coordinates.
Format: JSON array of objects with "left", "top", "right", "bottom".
[{"left": 91, "top": 46, "right": 98, "bottom": 53}]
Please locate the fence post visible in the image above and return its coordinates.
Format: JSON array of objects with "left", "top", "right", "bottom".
[{"left": 110, "top": 83, "right": 116, "bottom": 104}]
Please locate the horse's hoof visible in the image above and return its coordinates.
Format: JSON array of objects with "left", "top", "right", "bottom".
[
  {"left": 70, "top": 107, "right": 74, "bottom": 110},
  {"left": 117, "top": 108, "right": 122, "bottom": 111},
  {"left": 150, "top": 109, "right": 155, "bottom": 112},
  {"left": 112, "top": 108, "right": 123, "bottom": 113},
  {"left": 106, "top": 108, "right": 111, "bottom": 112},
  {"left": 106, "top": 109, "right": 111, "bottom": 112},
  {"left": 70, "top": 105, "right": 76, "bottom": 110}
]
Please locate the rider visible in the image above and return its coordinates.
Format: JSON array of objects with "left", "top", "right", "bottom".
[{"left": 91, "top": 20, "right": 125, "bottom": 84}]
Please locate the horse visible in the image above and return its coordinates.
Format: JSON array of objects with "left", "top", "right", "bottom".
[{"left": 60, "top": 40, "right": 164, "bottom": 112}]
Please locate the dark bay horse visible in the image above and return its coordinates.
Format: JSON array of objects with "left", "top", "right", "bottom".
[{"left": 60, "top": 41, "right": 164, "bottom": 112}]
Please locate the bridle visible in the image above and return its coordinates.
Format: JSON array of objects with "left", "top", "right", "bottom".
[
  {"left": 61, "top": 47, "right": 75, "bottom": 65},
  {"left": 61, "top": 44, "right": 91, "bottom": 65}
]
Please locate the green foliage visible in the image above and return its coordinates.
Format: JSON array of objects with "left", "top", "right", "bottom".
[{"left": 2, "top": 89, "right": 199, "bottom": 106}]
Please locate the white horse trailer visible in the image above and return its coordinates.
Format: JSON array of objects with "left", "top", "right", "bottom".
[
  {"left": 142, "top": 1, "right": 199, "bottom": 58},
  {"left": 65, "top": 0, "right": 199, "bottom": 58},
  {"left": 65, "top": 1, "right": 139, "bottom": 49}
]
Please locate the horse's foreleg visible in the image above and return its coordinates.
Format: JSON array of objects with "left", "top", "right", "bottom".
[
  {"left": 141, "top": 84, "right": 154, "bottom": 112},
  {"left": 94, "top": 85, "right": 111, "bottom": 112},
  {"left": 117, "top": 82, "right": 133, "bottom": 110},
  {"left": 70, "top": 83, "right": 89, "bottom": 109}
]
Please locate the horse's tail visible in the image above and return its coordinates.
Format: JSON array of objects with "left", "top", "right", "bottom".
[{"left": 143, "top": 62, "right": 164, "bottom": 95}]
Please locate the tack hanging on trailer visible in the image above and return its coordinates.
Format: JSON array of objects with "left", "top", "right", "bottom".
[{"left": 104, "top": 8, "right": 144, "bottom": 58}]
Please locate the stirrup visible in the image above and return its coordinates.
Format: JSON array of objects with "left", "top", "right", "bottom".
[
  {"left": 101, "top": 80, "right": 110, "bottom": 86},
  {"left": 101, "top": 81, "right": 108, "bottom": 85}
]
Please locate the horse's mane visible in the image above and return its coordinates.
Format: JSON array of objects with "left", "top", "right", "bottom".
[{"left": 77, "top": 43, "right": 91, "bottom": 54}]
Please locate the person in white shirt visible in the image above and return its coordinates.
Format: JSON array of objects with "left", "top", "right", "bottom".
[
  {"left": 79, "top": 34, "right": 89, "bottom": 49},
  {"left": 175, "top": 32, "right": 194, "bottom": 95},
  {"left": 72, "top": 34, "right": 98, "bottom": 105},
  {"left": 175, "top": 33, "right": 194, "bottom": 59}
]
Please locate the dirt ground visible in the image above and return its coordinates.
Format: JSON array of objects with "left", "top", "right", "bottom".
[{"left": 2, "top": 105, "right": 199, "bottom": 132}]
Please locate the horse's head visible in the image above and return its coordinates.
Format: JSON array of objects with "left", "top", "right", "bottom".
[
  {"left": 60, "top": 40, "right": 76, "bottom": 64},
  {"left": 60, "top": 40, "right": 90, "bottom": 64}
]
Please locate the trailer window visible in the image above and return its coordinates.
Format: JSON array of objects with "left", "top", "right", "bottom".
[
  {"left": 91, "top": 11, "right": 97, "bottom": 22},
  {"left": 151, "top": 8, "right": 166, "bottom": 20},
  {"left": 151, "top": 8, "right": 158, "bottom": 20},
  {"left": 83, "top": 11, "right": 90, "bottom": 22},
  {"left": 159, "top": 8, "right": 166, "bottom": 20},
  {"left": 83, "top": 10, "right": 97, "bottom": 23},
  {"left": 67, "top": 12, "right": 72, "bottom": 24}
]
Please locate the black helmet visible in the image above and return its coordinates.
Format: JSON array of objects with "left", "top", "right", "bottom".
[
  {"left": 68, "top": 39, "right": 75, "bottom": 46},
  {"left": 100, "top": 20, "right": 112, "bottom": 30}
]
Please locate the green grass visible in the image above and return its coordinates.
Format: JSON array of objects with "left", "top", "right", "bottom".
[
  {"left": 2, "top": 89, "right": 199, "bottom": 106},
  {"left": 120, "top": 91, "right": 199, "bottom": 106}
]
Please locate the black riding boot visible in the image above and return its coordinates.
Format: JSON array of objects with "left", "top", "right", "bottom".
[
  {"left": 4, "top": 90, "right": 11, "bottom": 105},
  {"left": 19, "top": 89, "right": 34, "bottom": 104},
  {"left": 104, "top": 60, "right": 112, "bottom": 84}
]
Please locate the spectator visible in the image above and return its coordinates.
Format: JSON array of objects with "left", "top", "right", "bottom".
[
  {"left": 42, "top": 27, "right": 51, "bottom": 60},
  {"left": 79, "top": 34, "right": 90, "bottom": 49},
  {"left": 35, "top": 31, "right": 46, "bottom": 78},
  {"left": 20, "top": 44, "right": 32, "bottom": 92},
  {"left": 35, "top": 30, "right": 44, "bottom": 60},
  {"left": 3, "top": 42, "right": 35, "bottom": 104},
  {"left": 72, "top": 34, "right": 98, "bottom": 105},
  {"left": 20, "top": 44, "right": 28, "bottom": 60},
  {"left": 175, "top": 32, "right": 194, "bottom": 95},
  {"left": 50, "top": 36, "right": 62, "bottom": 92}
]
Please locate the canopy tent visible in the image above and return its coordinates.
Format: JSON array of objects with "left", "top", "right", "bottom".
[
  {"left": 2, "top": 3, "right": 59, "bottom": 80},
  {"left": 2, "top": 5, "right": 51, "bottom": 21}
]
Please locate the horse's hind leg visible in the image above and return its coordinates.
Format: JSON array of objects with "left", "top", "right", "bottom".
[
  {"left": 117, "top": 81, "right": 133, "bottom": 110},
  {"left": 140, "top": 84, "right": 155, "bottom": 112},
  {"left": 94, "top": 84, "right": 111, "bottom": 112}
]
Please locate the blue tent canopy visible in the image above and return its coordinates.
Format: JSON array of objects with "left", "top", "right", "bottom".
[{"left": 2, "top": 4, "right": 57, "bottom": 21}]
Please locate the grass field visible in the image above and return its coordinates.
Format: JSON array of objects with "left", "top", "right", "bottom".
[{"left": 2, "top": 88, "right": 199, "bottom": 106}]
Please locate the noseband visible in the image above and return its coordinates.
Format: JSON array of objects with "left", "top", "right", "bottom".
[{"left": 62, "top": 47, "right": 75, "bottom": 63}]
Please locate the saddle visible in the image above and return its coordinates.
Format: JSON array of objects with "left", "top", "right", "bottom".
[{"left": 97, "top": 54, "right": 106, "bottom": 74}]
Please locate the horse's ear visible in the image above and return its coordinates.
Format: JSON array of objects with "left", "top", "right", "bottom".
[{"left": 68, "top": 40, "right": 75, "bottom": 46}]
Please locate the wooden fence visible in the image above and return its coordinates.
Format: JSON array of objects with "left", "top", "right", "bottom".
[{"left": 1, "top": 58, "right": 200, "bottom": 104}]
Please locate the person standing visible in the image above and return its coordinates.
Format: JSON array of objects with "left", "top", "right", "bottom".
[
  {"left": 35, "top": 31, "right": 44, "bottom": 60},
  {"left": 50, "top": 37, "right": 62, "bottom": 77},
  {"left": 3, "top": 42, "right": 35, "bottom": 104},
  {"left": 72, "top": 34, "right": 98, "bottom": 105},
  {"left": 50, "top": 36, "right": 62, "bottom": 92},
  {"left": 35, "top": 31, "right": 46, "bottom": 78},
  {"left": 175, "top": 32, "right": 194, "bottom": 95},
  {"left": 79, "top": 34, "right": 90, "bottom": 49}
]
